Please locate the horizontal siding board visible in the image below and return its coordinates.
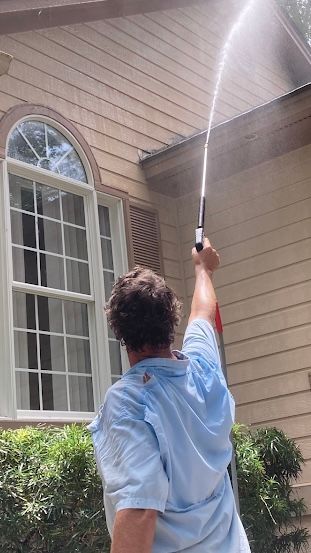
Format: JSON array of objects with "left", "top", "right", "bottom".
[
  {"left": 162, "top": 241, "right": 180, "bottom": 261},
  {"left": 186, "top": 4, "right": 291, "bottom": 89},
  {"left": 183, "top": 218, "right": 311, "bottom": 278},
  {"left": 83, "top": 20, "right": 234, "bottom": 119},
  {"left": 255, "top": 415, "right": 311, "bottom": 441},
  {"left": 88, "top": 19, "right": 243, "bottom": 119},
  {"left": 180, "top": 177, "right": 311, "bottom": 251},
  {"left": 35, "top": 27, "right": 206, "bottom": 129},
  {"left": 236, "top": 391, "right": 311, "bottom": 425},
  {"left": 222, "top": 281, "right": 311, "bottom": 325},
  {"left": 296, "top": 437, "right": 311, "bottom": 461},
  {"left": 115, "top": 14, "right": 265, "bottom": 108},
  {"left": 296, "top": 460, "right": 311, "bottom": 485},
  {"left": 226, "top": 324, "right": 311, "bottom": 366},
  {"left": 142, "top": 12, "right": 274, "bottom": 102},
  {"left": 227, "top": 344, "right": 311, "bottom": 386},
  {"left": 185, "top": 257, "right": 311, "bottom": 303},
  {"left": 231, "top": 369, "right": 311, "bottom": 405},
  {"left": 215, "top": 238, "right": 311, "bottom": 291},
  {"left": 163, "top": 259, "right": 181, "bottom": 279},
  {"left": 5, "top": 35, "right": 196, "bottom": 137},
  {"left": 224, "top": 303, "right": 311, "bottom": 345},
  {"left": 0, "top": 70, "right": 173, "bottom": 147},
  {"left": 168, "top": 7, "right": 289, "bottom": 93},
  {"left": 293, "top": 485, "right": 311, "bottom": 515},
  {"left": 53, "top": 25, "right": 209, "bottom": 120},
  {"left": 147, "top": 10, "right": 285, "bottom": 101}
]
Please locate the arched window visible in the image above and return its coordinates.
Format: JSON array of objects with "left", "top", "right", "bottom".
[
  {"left": 0, "top": 108, "right": 127, "bottom": 422},
  {"left": 8, "top": 120, "right": 87, "bottom": 182}
]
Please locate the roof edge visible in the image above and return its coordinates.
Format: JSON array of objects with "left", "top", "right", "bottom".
[
  {"left": 0, "top": 0, "right": 206, "bottom": 35},
  {"left": 141, "top": 82, "right": 311, "bottom": 166}
]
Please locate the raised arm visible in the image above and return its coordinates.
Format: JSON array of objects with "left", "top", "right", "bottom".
[{"left": 189, "top": 237, "right": 220, "bottom": 325}]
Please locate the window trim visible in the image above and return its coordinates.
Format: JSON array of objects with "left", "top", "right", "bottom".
[
  {"left": 0, "top": 105, "right": 101, "bottom": 188},
  {"left": 4, "top": 158, "right": 103, "bottom": 420},
  {"left": 0, "top": 107, "right": 129, "bottom": 422},
  {"left": 1, "top": 164, "right": 128, "bottom": 422}
]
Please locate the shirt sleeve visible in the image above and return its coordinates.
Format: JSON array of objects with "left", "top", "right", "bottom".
[
  {"left": 91, "top": 415, "right": 169, "bottom": 513},
  {"left": 182, "top": 318, "right": 221, "bottom": 368}
]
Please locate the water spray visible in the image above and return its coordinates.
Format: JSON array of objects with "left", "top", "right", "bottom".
[
  {"left": 195, "top": 0, "right": 256, "bottom": 514},
  {"left": 195, "top": 0, "right": 255, "bottom": 252}
]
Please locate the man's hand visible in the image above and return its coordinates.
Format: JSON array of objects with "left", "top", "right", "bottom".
[
  {"left": 192, "top": 237, "right": 220, "bottom": 273},
  {"left": 189, "top": 237, "right": 220, "bottom": 324},
  {"left": 111, "top": 508, "right": 157, "bottom": 553}
]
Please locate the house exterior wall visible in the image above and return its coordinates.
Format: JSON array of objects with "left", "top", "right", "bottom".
[
  {"left": 177, "top": 142, "right": 311, "bottom": 531},
  {"left": 0, "top": 2, "right": 296, "bottom": 346}
]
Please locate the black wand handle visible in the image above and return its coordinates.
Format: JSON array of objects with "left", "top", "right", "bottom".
[{"left": 195, "top": 196, "right": 205, "bottom": 252}]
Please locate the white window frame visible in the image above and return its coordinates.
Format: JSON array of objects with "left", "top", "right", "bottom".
[{"left": 0, "top": 116, "right": 128, "bottom": 423}]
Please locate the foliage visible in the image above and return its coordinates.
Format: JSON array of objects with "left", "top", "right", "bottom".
[
  {"left": 0, "top": 424, "right": 309, "bottom": 553},
  {"left": 233, "top": 425, "right": 310, "bottom": 553},
  {"left": 0, "top": 425, "right": 110, "bottom": 553},
  {"left": 276, "top": 0, "right": 311, "bottom": 46}
]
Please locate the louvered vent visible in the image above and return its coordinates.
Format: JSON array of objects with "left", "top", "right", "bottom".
[{"left": 129, "top": 204, "right": 163, "bottom": 274}]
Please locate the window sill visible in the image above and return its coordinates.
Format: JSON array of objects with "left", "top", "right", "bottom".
[{"left": 17, "top": 410, "right": 95, "bottom": 424}]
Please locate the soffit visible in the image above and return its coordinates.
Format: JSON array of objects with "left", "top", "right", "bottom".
[{"left": 141, "top": 84, "right": 311, "bottom": 197}]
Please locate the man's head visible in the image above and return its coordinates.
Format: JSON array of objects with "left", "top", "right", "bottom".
[{"left": 105, "top": 266, "right": 182, "bottom": 352}]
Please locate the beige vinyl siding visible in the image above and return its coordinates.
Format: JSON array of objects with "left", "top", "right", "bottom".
[
  {"left": 0, "top": 2, "right": 294, "bottom": 343},
  {"left": 177, "top": 142, "right": 311, "bottom": 521}
]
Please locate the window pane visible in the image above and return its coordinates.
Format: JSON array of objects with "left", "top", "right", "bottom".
[
  {"left": 69, "top": 376, "right": 94, "bottom": 412},
  {"left": 42, "top": 373, "right": 68, "bottom": 411},
  {"left": 13, "top": 292, "right": 36, "bottom": 330},
  {"left": 98, "top": 205, "right": 111, "bottom": 237},
  {"left": 16, "top": 371, "right": 40, "bottom": 410},
  {"left": 101, "top": 238, "right": 113, "bottom": 270},
  {"left": 38, "top": 218, "right": 63, "bottom": 255},
  {"left": 66, "top": 260, "right": 90, "bottom": 294},
  {"left": 12, "top": 247, "right": 38, "bottom": 285},
  {"left": 57, "top": 150, "right": 87, "bottom": 183},
  {"left": 64, "top": 225, "right": 88, "bottom": 260},
  {"left": 9, "top": 174, "right": 34, "bottom": 212},
  {"left": 8, "top": 127, "right": 38, "bottom": 165},
  {"left": 38, "top": 296, "right": 63, "bottom": 333},
  {"left": 8, "top": 123, "right": 87, "bottom": 183},
  {"left": 109, "top": 340, "right": 122, "bottom": 376},
  {"left": 40, "top": 253, "right": 65, "bottom": 289},
  {"left": 64, "top": 301, "right": 89, "bottom": 337},
  {"left": 14, "top": 331, "right": 37, "bottom": 369},
  {"left": 36, "top": 184, "right": 60, "bottom": 220},
  {"left": 61, "top": 192, "right": 85, "bottom": 226},
  {"left": 103, "top": 270, "right": 114, "bottom": 301},
  {"left": 10, "top": 210, "right": 36, "bottom": 248},
  {"left": 19, "top": 121, "right": 46, "bottom": 159},
  {"left": 40, "top": 334, "right": 65, "bottom": 372},
  {"left": 67, "top": 337, "right": 91, "bottom": 374}
]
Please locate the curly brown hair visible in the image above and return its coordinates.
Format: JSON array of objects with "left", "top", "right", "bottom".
[{"left": 105, "top": 266, "right": 182, "bottom": 351}]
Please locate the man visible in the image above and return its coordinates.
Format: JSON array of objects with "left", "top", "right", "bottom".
[{"left": 89, "top": 238, "right": 251, "bottom": 553}]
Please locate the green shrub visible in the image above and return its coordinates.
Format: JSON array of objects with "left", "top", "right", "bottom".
[
  {"left": 233, "top": 425, "right": 310, "bottom": 553},
  {"left": 0, "top": 424, "right": 309, "bottom": 553},
  {"left": 0, "top": 425, "right": 110, "bottom": 553}
]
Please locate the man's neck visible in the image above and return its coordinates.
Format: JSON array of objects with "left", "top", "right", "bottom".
[{"left": 127, "top": 346, "right": 176, "bottom": 367}]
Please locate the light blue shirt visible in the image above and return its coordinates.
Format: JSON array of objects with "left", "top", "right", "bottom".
[{"left": 89, "top": 319, "right": 250, "bottom": 552}]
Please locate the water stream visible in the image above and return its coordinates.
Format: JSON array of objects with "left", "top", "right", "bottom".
[{"left": 200, "top": 0, "right": 256, "bottom": 199}]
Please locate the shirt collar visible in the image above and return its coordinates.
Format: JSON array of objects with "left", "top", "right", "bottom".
[{"left": 123, "top": 350, "right": 190, "bottom": 377}]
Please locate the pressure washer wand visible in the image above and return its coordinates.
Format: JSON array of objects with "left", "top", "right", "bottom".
[
  {"left": 195, "top": 141, "right": 240, "bottom": 514},
  {"left": 195, "top": 143, "right": 208, "bottom": 252}
]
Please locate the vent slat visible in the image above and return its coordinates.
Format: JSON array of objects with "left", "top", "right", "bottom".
[{"left": 129, "top": 205, "right": 163, "bottom": 274}]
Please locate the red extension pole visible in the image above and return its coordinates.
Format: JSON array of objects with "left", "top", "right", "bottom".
[{"left": 215, "top": 303, "right": 240, "bottom": 514}]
